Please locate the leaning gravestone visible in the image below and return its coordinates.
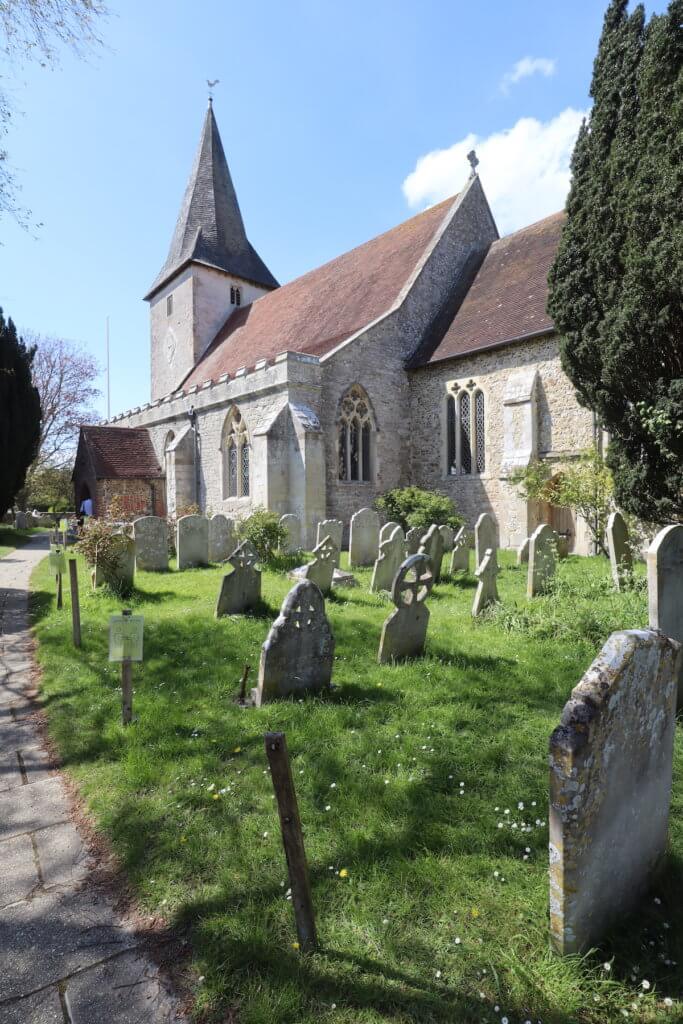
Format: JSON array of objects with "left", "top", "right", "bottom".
[
  {"left": 419, "top": 524, "right": 444, "bottom": 584},
  {"left": 177, "top": 514, "right": 209, "bottom": 569},
  {"left": 472, "top": 548, "right": 498, "bottom": 616},
  {"left": 527, "top": 524, "right": 557, "bottom": 597},
  {"left": 316, "top": 519, "right": 343, "bottom": 567},
  {"left": 475, "top": 512, "right": 497, "bottom": 569},
  {"left": 133, "top": 515, "right": 168, "bottom": 572},
  {"left": 349, "top": 508, "right": 380, "bottom": 567},
  {"left": 450, "top": 526, "right": 470, "bottom": 573},
  {"left": 379, "top": 521, "right": 401, "bottom": 545},
  {"left": 405, "top": 526, "right": 422, "bottom": 555},
  {"left": 378, "top": 554, "right": 434, "bottom": 664},
  {"left": 370, "top": 525, "right": 406, "bottom": 593},
  {"left": 215, "top": 540, "right": 261, "bottom": 616},
  {"left": 607, "top": 510, "right": 632, "bottom": 591},
  {"left": 439, "top": 524, "right": 454, "bottom": 552},
  {"left": 549, "top": 628, "right": 681, "bottom": 955},
  {"left": 300, "top": 535, "right": 336, "bottom": 596},
  {"left": 648, "top": 524, "right": 683, "bottom": 705},
  {"left": 209, "top": 513, "right": 234, "bottom": 562},
  {"left": 279, "top": 514, "right": 301, "bottom": 554},
  {"left": 517, "top": 536, "right": 530, "bottom": 565},
  {"left": 251, "top": 580, "right": 335, "bottom": 705}
]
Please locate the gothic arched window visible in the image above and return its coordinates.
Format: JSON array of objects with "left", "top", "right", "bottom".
[
  {"left": 459, "top": 391, "right": 472, "bottom": 475},
  {"left": 446, "top": 383, "right": 486, "bottom": 476},
  {"left": 230, "top": 285, "right": 242, "bottom": 307},
  {"left": 221, "top": 407, "right": 250, "bottom": 498},
  {"left": 474, "top": 389, "right": 486, "bottom": 474},
  {"left": 337, "top": 384, "right": 375, "bottom": 483}
]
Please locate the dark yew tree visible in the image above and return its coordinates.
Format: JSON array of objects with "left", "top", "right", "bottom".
[
  {"left": 0, "top": 309, "right": 41, "bottom": 516},
  {"left": 548, "top": 0, "right": 683, "bottom": 523}
]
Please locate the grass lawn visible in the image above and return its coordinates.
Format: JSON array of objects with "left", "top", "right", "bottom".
[
  {"left": 29, "top": 548, "right": 683, "bottom": 1024},
  {"left": 0, "top": 525, "right": 44, "bottom": 558}
]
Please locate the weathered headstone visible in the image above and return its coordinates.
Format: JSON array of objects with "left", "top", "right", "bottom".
[
  {"left": 279, "top": 514, "right": 302, "bottom": 554},
  {"left": 405, "top": 526, "right": 422, "bottom": 555},
  {"left": 349, "top": 508, "right": 380, "bottom": 567},
  {"left": 472, "top": 548, "right": 499, "bottom": 616},
  {"left": 439, "top": 524, "right": 454, "bottom": 552},
  {"left": 133, "top": 515, "right": 168, "bottom": 572},
  {"left": 14, "top": 512, "right": 27, "bottom": 530},
  {"left": 474, "top": 512, "right": 497, "bottom": 569},
  {"left": 378, "top": 554, "right": 434, "bottom": 664},
  {"left": 251, "top": 581, "right": 335, "bottom": 705},
  {"left": 549, "top": 629, "right": 681, "bottom": 955},
  {"left": 606, "top": 510, "right": 632, "bottom": 590},
  {"left": 208, "top": 513, "right": 235, "bottom": 562},
  {"left": 316, "top": 519, "right": 343, "bottom": 567},
  {"left": 96, "top": 533, "right": 135, "bottom": 594},
  {"left": 527, "top": 524, "right": 557, "bottom": 597},
  {"left": 177, "top": 514, "right": 209, "bottom": 570},
  {"left": 299, "top": 535, "right": 336, "bottom": 596},
  {"left": 449, "top": 526, "right": 470, "bottom": 573},
  {"left": 648, "top": 524, "right": 683, "bottom": 705},
  {"left": 379, "top": 521, "right": 401, "bottom": 545},
  {"left": 517, "top": 536, "right": 530, "bottom": 565},
  {"left": 215, "top": 540, "right": 261, "bottom": 616},
  {"left": 419, "top": 524, "right": 444, "bottom": 584},
  {"left": 370, "top": 525, "right": 406, "bottom": 593}
]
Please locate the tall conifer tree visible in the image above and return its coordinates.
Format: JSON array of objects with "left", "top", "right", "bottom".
[{"left": 0, "top": 309, "right": 41, "bottom": 517}]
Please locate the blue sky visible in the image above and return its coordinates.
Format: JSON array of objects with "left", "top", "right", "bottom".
[{"left": 0, "top": 0, "right": 666, "bottom": 418}]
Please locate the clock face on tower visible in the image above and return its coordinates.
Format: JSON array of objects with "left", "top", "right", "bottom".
[{"left": 165, "top": 329, "right": 177, "bottom": 366}]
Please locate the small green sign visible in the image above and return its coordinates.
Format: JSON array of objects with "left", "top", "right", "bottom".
[
  {"left": 49, "top": 549, "right": 67, "bottom": 574},
  {"left": 109, "top": 614, "right": 144, "bottom": 662},
  {"left": 59, "top": 518, "right": 68, "bottom": 533}
]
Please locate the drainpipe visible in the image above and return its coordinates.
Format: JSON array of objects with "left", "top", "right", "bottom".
[{"left": 188, "top": 406, "right": 200, "bottom": 509}]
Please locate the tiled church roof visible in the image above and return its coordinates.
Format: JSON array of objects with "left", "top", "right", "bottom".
[
  {"left": 421, "top": 211, "right": 564, "bottom": 365},
  {"left": 182, "top": 195, "right": 456, "bottom": 388},
  {"left": 79, "top": 426, "right": 163, "bottom": 479}
]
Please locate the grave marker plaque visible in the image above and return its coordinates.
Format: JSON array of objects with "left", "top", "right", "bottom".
[{"left": 108, "top": 613, "right": 144, "bottom": 662}]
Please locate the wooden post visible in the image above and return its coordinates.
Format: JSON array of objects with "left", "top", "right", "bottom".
[
  {"left": 68, "top": 559, "right": 81, "bottom": 648},
  {"left": 265, "top": 731, "right": 317, "bottom": 952},
  {"left": 56, "top": 571, "right": 63, "bottom": 610},
  {"left": 238, "top": 663, "right": 250, "bottom": 703},
  {"left": 121, "top": 608, "right": 133, "bottom": 725}
]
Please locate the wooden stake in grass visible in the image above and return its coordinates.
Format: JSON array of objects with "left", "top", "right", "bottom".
[
  {"left": 237, "top": 663, "right": 251, "bottom": 704},
  {"left": 265, "top": 731, "right": 317, "bottom": 952},
  {"left": 56, "top": 570, "right": 63, "bottom": 610},
  {"left": 108, "top": 608, "right": 144, "bottom": 727},
  {"left": 68, "top": 558, "right": 81, "bottom": 648}
]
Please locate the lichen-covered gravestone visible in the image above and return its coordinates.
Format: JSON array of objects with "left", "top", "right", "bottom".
[
  {"left": 177, "top": 514, "right": 209, "bottom": 569},
  {"left": 300, "top": 535, "right": 336, "bottom": 596},
  {"left": 419, "top": 524, "right": 444, "bottom": 584},
  {"left": 378, "top": 554, "right": 434, "bottom": 664},
  {"left": 209, "top": 513, "right": 234, "bottom": 562},
  {"left": 607, "top": 510, "right": 632, "bottom": 590},
  {"left": 517, "top": 536, "right": 530, "bottom": 565},
  {"left": 133, "top": 515, "right": 168, "bottom": 572},
  {"left": 370, "top": 525, "right": 406, "bottom": 593},
  {"left": 472, "top": 548, "right": 498, "bottom": 616},
  {"left": 449, "top": 526, "right": 470, "bottom": 573},
  {"left": 405, "top": 526, "right": 422, "bottom": 556},
  {"left": 251, "top": 580, "right": 335, "bottom": 705},
  {"left": 549, "top": 629, "right": 681, "bottom": 955},
  {"left": 439, "top": 524, "right": 454, "bottom": 552},
  {"left": 279, "top": 514, "right": 301, "bottom": 554},
  {"left": 215, "top": 540, "right": 261, "bottom": 616},
  {"left": 316, "top": 519, "right": 343, "bottom": 567},
  {"left": 648, "top": 524, "right": 683, "bottom": 706},
  {"left": 474, "top": 512, "right": 497, "bottom": 569},
  {"left": 527, "top": 524, "right": 557, "bottom": 597},
  {"left": 349, "top": 508, "right": 380, "bottom": 567}
]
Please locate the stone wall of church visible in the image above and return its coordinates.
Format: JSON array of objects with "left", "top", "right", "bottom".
[{"left": 408, "top": 334, "right": 596, "bottom": 552}]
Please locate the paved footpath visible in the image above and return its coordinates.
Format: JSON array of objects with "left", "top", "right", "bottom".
[{"left": 0, "top": 536, "right": 187, "bottom": 1023}]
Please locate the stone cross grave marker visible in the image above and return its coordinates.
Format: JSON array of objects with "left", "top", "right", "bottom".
[
  {"left": 215, "top": 539, "right": 261, "bottom": 616},
  {"left": 419, "top": 524, "right": 444, "bottom": 584},
  {"left": 370, "top": 525, "right": 406, "bottom": 593},
  {"left": 472, "top": 548, "right": 499, "bottom": 616},
  {"left": 606, "top": 510, "right": 632, "bottom": 591},
  {"left": 209, "top": 513, "right": 235, "bottom": 562},
  {"left": 300, "top": 535, "right": 336, "bottom": 596},
  {"left": 439, "top": 524, "right": 454, "bottom": 552},
  {"left": 378, "top": 553, "right": 434, "bottom": 664},
  {"left": 449, "top": 526, "right": 470, "bottom": 574},
  {"left": 405, "top": 526, "right": 422, "bottom": 556},
  {"left": 517, "top": 536, "right": 530, "bottom": 565},
  {"left": 252, "top": 580, "right": 335, "bottom": 705},
  {"left": 279, "top": 514, "right": 302, "bottom": 554},
  {"left": 549, "top": 628, "right": 681, "bottom": 955},
  {"left": 133, "top": 515, "right": 168, "bottom": 572},
  {"left": 177, "top": 514, "right": 209, "bottom": 570},
  {"left": 316, "top": 519, "right": 343, "bottom": 567},
  {"left": 527, "top": 523, "right": 557, "bottom": 598},
  {"left": 475, "top": 512, "right": 497, "bottom": 569},
  {"left": 648, "top": 524, "right": 683, "bottom": 705},
  {"left": 349, "top": 507, "right": 380, "bottom": 567}
]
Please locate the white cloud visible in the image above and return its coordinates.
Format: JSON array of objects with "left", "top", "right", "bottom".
[
  {"left": 402, "top": 107, "right": 586, "bottom": 235},
  {"left": 500, "top": 56, "right": 556, "bottom": 95}
]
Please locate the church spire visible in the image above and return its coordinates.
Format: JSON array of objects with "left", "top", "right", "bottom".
[{"left": 145, "top": 102, "right": 278, "bottom": 300}]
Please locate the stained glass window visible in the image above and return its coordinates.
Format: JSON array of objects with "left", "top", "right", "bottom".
[
  {"left": 475, "top": 391, "right": 485, "bottom": 473},
  {"left": 459, "top": 392, "right": 472, "bottom": 475}
]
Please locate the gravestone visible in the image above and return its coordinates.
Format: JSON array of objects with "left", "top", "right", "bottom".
[
  {"left": 349, "top": 508, "right": 380, "bottom": 567},
  {"left": 549, "top": 629, "right": 681, "bottom": 955},
  {"left": 517, "top": 536, "right": 530, "bottom": 565},
  {"left": 648, "top": 525, "right": 683, "bottom": 706},
  {"left": 380, "top": 521, "right": 402, "bottom": 545},
  {"left": 527, "top": 524, "right": 557, "bottom": 597},
  {"left": 14, "top": 512, "right": 27, "bottom": 530},
  {"left": 472, "top": 548, "right": 499, "bottom": 616},
  {"left": 475, "top": 512, "right": 497, "bottom": 569},
  {"left": 449, "top": 526, "right": 470, "bottom": 573},
  {"left": 251, "top": 581, "right": 335, "bottom": 705},
  {"left": 378, "top": 554, "right": 434, "bottom": 664},
  {"left": 607, "top": 511, "right": 632, "bottom": 590},
  {"left": 405, "top": 526, "right": 422, "bottom": 555},
  {"left": 209, "top": 513, "right": 235, "bottom": 562},
  {"left": 215, "top": 540, "right": 261, "bottom": 616},
  {"left": 177, "top": 515, "right": 209, "bottom": 569},
  {"left": 300, "top": 534, "right": 336, "bottom": 596},
  {"left": 370, "top": 525, "right": 406, "bottom": 593},
  {"left": 439, "top": 524, "right": 455, "bottom": 552},
  {"left": 133, "top": 516, "right": 168, "bottom": 572},
  {"left": 279, "top": 513, "right": 301, "bottom": 554},
  {"left": 316, "top": 519, "right": 343, "bottom": 567},
  {"left": 95, "top": 533, "right": 135, "bottom": 594},
  {"left": 419, "top": 524, "right": 444, "bottom": 584}
]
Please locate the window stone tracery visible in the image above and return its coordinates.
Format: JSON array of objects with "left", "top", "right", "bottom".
[
  {"left": 446, "top": 381, "right": 486, "bottom": 476},
  {"left": 221, "top": 407, "right": 250, "bottom": 498},
  {"left": 337, "top": 384, "right": 375, "bottom": 483}
]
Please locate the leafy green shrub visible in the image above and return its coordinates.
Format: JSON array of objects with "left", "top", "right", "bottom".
[
  {"left": 236, "top": 507, "right": 285, "bottom": 561},
  {"left": 375, "top": 487, "right": 463, "bottom": 532},
  {"left": 74, "top": 519, "right": 133, "bottom": 595}
]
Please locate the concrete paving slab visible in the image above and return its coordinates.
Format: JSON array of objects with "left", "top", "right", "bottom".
[
  {"left": 0, "top": 987, "right": 63, "bottom": 1023},
  {"left": 0, "top": 711, "right": 41, "bottom": 751},
  {"left": 0, "top": 778, "right": 70, "bottom": 841},
  {"left": 66, "top": 950, "right": 183, "bottom": 1023},
  {"left": 17, "top": 745, "right": 55, "bottom": 788},
  {"left": 34, "top": 822, "right": 90, "bottom": 889},
  {"left": 0, "top": 833, "right": 39, "bottom": 908},
  {"left": 0, "top": 750, "right": 23, "bottom": 792}
]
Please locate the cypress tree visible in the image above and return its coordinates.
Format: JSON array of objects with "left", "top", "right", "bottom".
[{"left": 0, "top": 309, "right": 42, "bottom": 517}]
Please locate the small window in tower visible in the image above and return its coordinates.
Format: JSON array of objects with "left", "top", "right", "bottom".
[
  {"left": 166, "top": 294, "right": 173, "bottom": 317},
  {"left": 230, "top": 285, "right": 242, "bottom": 307}
]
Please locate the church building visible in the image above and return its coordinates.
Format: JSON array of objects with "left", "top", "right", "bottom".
[{"left": 76, "top": 101, "right": 598, "bottom": 553}]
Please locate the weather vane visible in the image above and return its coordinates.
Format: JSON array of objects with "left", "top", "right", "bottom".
[
  {"left": 467, "top": 149, "right": 479, "bottom": 177},
  {"left": 207, "top": 79, "right": 220, "bottom": 103}
]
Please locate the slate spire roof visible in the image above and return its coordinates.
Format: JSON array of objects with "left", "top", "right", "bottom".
[{"left": 144, "top": 100, "right": 279, "bottom": 300}]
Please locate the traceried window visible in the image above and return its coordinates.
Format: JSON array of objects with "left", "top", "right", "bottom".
[
  {"left": 459, "top": 391, "right": 472, "bottom": 475},
  {"left": 446, "top": 383, "right": 486, "bottom": 476},
  {"left": 474, "top": 390, "right": 486, "bottom": 474},
  {"left": 230, "top": 285, "right": 242, "bottom": 306},
  {"left": 337, "top": 384, "right": 375, "bottom": 483},
  {"left": 166, "top": 294, "right": 173, "bottom": 317},
  {"left": 221, "top": 407, "right": 250, "bottom": 498}
]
